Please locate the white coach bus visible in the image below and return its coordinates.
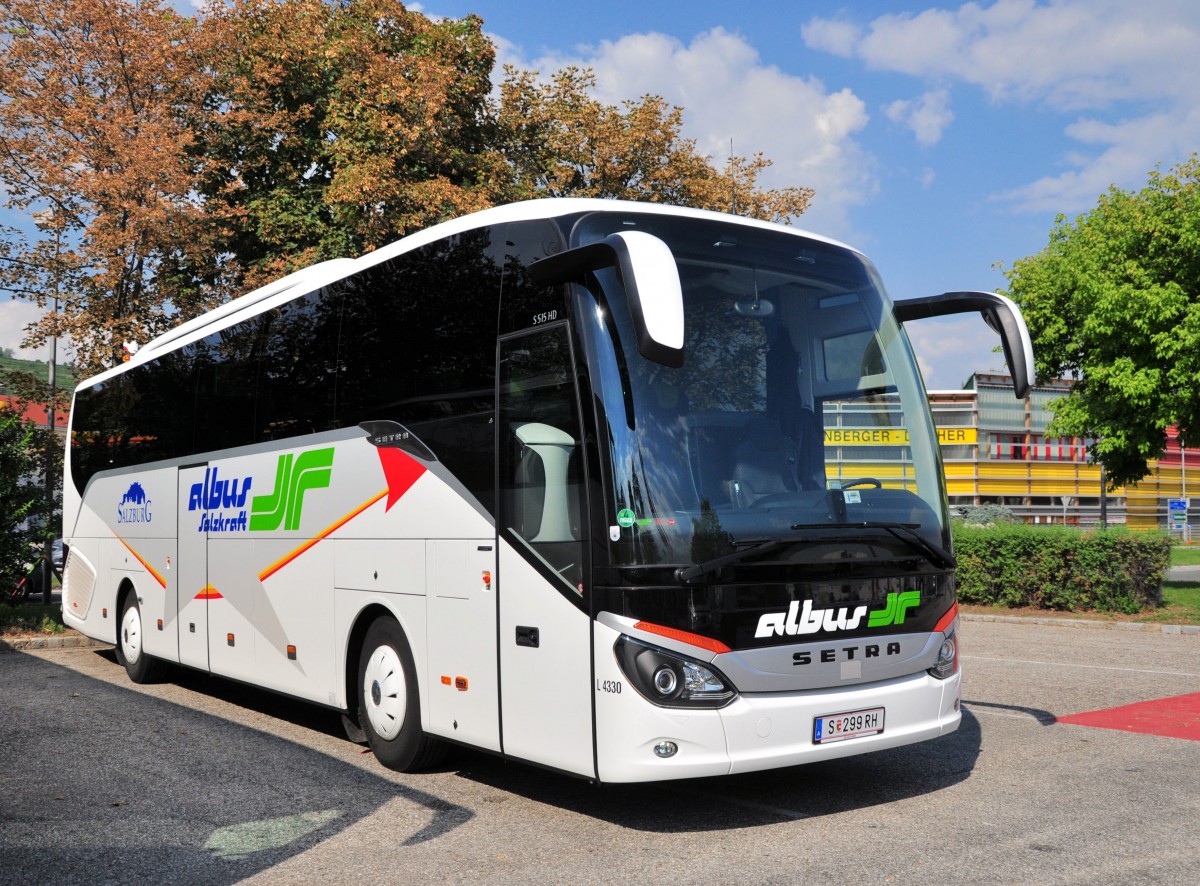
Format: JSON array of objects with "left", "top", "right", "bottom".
[{"left": 61, "top": 198, "right": 1033, "bottom": 782}]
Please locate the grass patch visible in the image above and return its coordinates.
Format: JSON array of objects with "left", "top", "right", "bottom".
[
  {"left": 1147, "top": 582, "right": 1200, "bottom": 625},
  {"left": 0, "top": 602, "right": 66, "bottom": 637},
  {"left": 962, "top": 581, "right": 1200, "bottom": 626},
  {"left": 1170, "top": 545, "right": 1200, "bottom": 567}
]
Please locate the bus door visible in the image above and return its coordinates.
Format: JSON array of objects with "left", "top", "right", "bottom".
[
  {"left": 497, "top": 324, "right": 595, "bottom": 777},
  {"left": 177, "top": 464, "right": 209, "bottom": 670}
]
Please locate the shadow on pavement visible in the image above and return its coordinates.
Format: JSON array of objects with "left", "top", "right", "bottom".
[
  {"left": 448, "top": 708, "right": 982, "bottom": 832},
  {"left": 0, "top": 650, "right": 472, "bottom": 886}
]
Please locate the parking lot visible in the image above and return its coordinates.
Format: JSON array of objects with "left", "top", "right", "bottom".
[{"left": 2, "top": 619, "right": 1198, "bottom": 885}]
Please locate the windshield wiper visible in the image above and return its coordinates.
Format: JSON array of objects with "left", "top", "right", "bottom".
[
  {"left": 788, "top": 521, "right": 957, "bottom": 570},
  {"left": 674, "top": 538, "right": 786, "bottom": 585}
]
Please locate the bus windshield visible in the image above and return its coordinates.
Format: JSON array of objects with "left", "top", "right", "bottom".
[{"left": 569, "top": 211, "right": 949, "bottom": 571}]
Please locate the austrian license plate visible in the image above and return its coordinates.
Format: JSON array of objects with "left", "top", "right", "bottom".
[{"left": 813, "top": 707, "right": 885, "bottom": 744}]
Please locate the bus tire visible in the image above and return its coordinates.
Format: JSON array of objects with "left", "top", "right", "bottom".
[
  {"left": 358, "top": 617, "right": 445, "bottom": 772},
  {"left": 115, "top": 592, "right": 162, "bottom": 684}
]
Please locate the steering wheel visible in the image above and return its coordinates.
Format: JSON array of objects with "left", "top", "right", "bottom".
[{"left": 839, "top": 478, "right": 882, "bottom": 490}]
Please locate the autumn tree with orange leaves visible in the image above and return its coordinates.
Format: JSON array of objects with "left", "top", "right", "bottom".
[
  {"left": 498, "top": 66, "right": 813, "bottom": 223},
  {"left": 1, "top": 0, "right": 816, "bottom": 377},
  {"left": 0, "top": 0, "right": 235, "bottom": 375}
]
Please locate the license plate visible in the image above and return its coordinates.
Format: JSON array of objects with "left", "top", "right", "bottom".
[{"left": 813, "top": 707, "right": 885, "bottom": 744}]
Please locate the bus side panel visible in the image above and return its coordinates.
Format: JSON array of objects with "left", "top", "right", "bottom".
[
  {"left": 65, "top": 469, "right": 176, "bottom": 657},
  {"left": 426, "top": 539, "right": 499, "bottom": 751},
  {"left": 592, "top": 620, "right": 731, "bottom": 783},
  {"left": 61, "top": 533, "right": 112, "bottom": 643},
  {"left": 176, "top": 465, "right": 209, "bottom": 671},
  {"left": 254, "top": 536, "right": 337, "bottom": 704},
  {"left": 497, "top": 542, "right": 593, "bottom": 777}
]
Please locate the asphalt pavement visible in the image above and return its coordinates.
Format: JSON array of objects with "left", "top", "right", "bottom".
[{"left": 2, "top": 619, "right": 1199, "bottom": 884}]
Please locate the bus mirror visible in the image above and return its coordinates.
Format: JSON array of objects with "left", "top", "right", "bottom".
[
  {"left": 529, "top": 232, "right": 685, "bottom": 368},
  {"left": 893, "top": 291, "right": 1035, "bottom": 399}
]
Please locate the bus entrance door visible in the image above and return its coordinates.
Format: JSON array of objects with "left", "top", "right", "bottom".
[
  {"left": 497, "top": 325, "right": 595, "bottom": 778},
  {"left": 177, "top": 465, "right": 210, "bottom": 670}
]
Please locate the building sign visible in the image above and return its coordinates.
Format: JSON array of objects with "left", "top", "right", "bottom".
[{"left": 824, "top": 427, "right": 977, "bottom": 446}]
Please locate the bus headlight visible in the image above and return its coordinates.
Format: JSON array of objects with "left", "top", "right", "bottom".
[
  {"left": 615, "top": 636, "right": 737, "bottom": 708},
  {"left": 928, "top": 630, "right": 958, "bottom": 680}
]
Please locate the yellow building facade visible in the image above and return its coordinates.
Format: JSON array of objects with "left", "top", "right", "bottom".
[{"left": 823, "top": 372, "right": 1195, "bottom": 532}]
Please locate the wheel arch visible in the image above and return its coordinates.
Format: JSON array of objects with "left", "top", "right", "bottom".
[
  {"left": 114, "top": 576, "right": 138, "bottom": 640},
  {"left": 343, "top": 602, "right": 420, "bottom": 719}
]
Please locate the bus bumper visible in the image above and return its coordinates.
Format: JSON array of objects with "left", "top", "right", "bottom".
[{"left": 594, "top": 669, "right": 961, "bottom": 783}]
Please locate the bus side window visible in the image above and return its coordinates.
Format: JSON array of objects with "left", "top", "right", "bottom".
[
  {"left": 256, "top": 288, "right": 341, "bottom": 441},
  {"left": 336, "top": 230, "right": 502, "bottom": 517},
  {"left": 494, "top": 219, "right": 567, "bottom": 336}
]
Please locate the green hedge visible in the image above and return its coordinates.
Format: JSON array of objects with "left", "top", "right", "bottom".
[{"left": 952, "top": 524, "right": 1170, "bottom": 614}]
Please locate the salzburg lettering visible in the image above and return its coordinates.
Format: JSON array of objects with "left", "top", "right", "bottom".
[{"left": 117, "top": 482, "right": 152, "bottom": 525}]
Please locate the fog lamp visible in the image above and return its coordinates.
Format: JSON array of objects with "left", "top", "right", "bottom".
[{"left": 653, "top": 741, "right": 678, "bottom": 758}]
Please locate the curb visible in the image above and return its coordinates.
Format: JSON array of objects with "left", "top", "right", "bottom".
[
  {"left": 961, "top": 613, "right": 1200, "bottom": 635},
  {"left": 0, "top": 634, "right": 113, "bottom": 653}
]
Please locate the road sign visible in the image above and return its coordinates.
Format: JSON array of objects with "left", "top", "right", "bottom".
[{"left": 1168, "top": 498, "right": 1188, "bottom": 525}]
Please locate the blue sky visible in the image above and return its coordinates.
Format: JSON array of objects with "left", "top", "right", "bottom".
[{"left": 5, "top": 0, "right": 1199, "bottom": 390}]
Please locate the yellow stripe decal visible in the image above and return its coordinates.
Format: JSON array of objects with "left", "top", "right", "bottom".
[{"left": 115, "top": 535, "right": 167, "bottom": 589}]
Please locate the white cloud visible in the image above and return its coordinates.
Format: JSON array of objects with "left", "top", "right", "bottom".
[
  {"left": 994, "top": 109, "right": 1200, "bottom": 212},
  {"left": 884, "top": 89, "right": 954, "bottom": 145},
  {"left": 509, "top": 27, "right": 876, "bottom": 241},
  {"left": 0, "top": 298, "right": 49, "bottom": 360},
  {"left": 906, "top": 314, "right": 1008, "bottom": 390},
  {"left": 804, "top": 0, "right": 1200, "bottom": 213},
  {"left": 820, "top": 0, "right": 1200, "bottom": 109},
  {"left": 799, "top": 18, "right": 862, "bottom": 57}
]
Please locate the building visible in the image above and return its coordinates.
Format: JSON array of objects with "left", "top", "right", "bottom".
[
  {"left": 0, "top": 394, "right": 69, "bottom": 434},
  {"left": 928, "top": 372, "right": 1197, "bottom": 532}
]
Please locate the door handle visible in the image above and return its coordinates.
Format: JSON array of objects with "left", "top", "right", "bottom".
[{"left": 515, "top": 625, "right": 540, "bottom": 648}]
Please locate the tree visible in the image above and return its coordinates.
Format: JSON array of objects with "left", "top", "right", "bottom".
[
  {"left": 0, "top": 409, "right": 41, "bottom": 594},
  {"left": 195, "top": 0, "right": 507, "bottom": 288},
  {"left": 3, "top": 0, "right": 817, "bottom": 378},
  {"left": 1004, "top": 156, "right": 1200, "bottom": 487},
  {"left": 0, "top": 0, "right": 236, "bottom": 377},
  {"left": 497, "top": 67, "right": 814, "bottom": 223}
]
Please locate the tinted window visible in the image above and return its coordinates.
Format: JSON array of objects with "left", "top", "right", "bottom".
[
  {"left": 257, "top": 288, "right": 342, "bottom": 441},
  {"left": 191, "top": 320, "right": 260, "bottom": 454},
  {"left": 70, "top": 348, "right": 198, "bottom": 493},
  {"left": 338, "top": 229, "right": 503, "bottom": 514},
  {"left": 70, "top": 226, "right": 521, "bottom": 506}
]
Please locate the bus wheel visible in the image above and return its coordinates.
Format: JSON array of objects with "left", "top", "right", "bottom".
[
  {"left": 116, "top": 593, "right": 161, "bottom": 684},
  {"left": 358, "top": 617, "right": 445, "bottom": 772}
]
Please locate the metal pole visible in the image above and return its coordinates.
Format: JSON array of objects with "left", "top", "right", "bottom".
[
  {"left": 1184, "top": 437, "right": 1190, "bottom": 543},
  {"left": 41, "top": 219, "right": 60, "bottom": 604},
  {"left": 1100, "top": 463, "right": 1107, "bottom": 529}
]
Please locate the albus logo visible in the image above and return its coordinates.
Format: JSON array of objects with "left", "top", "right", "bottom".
[
  {"left": 117, "top": 482, "right": 152, "bottom": 524},
  {"left": 189, "top": 467, "right": 253, "bottom": 532}
]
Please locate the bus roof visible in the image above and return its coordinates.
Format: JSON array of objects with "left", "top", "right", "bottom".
[{"left": 74, "top": 198, "right": 857, "bottom": 392}]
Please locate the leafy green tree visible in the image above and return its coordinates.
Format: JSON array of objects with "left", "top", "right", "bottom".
[
  {"left": 1005, "top": 156, "right": 1200, "bottom": 487},
  {"left": 0, "top": 410, "right": 41, "bottom": 593}
]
